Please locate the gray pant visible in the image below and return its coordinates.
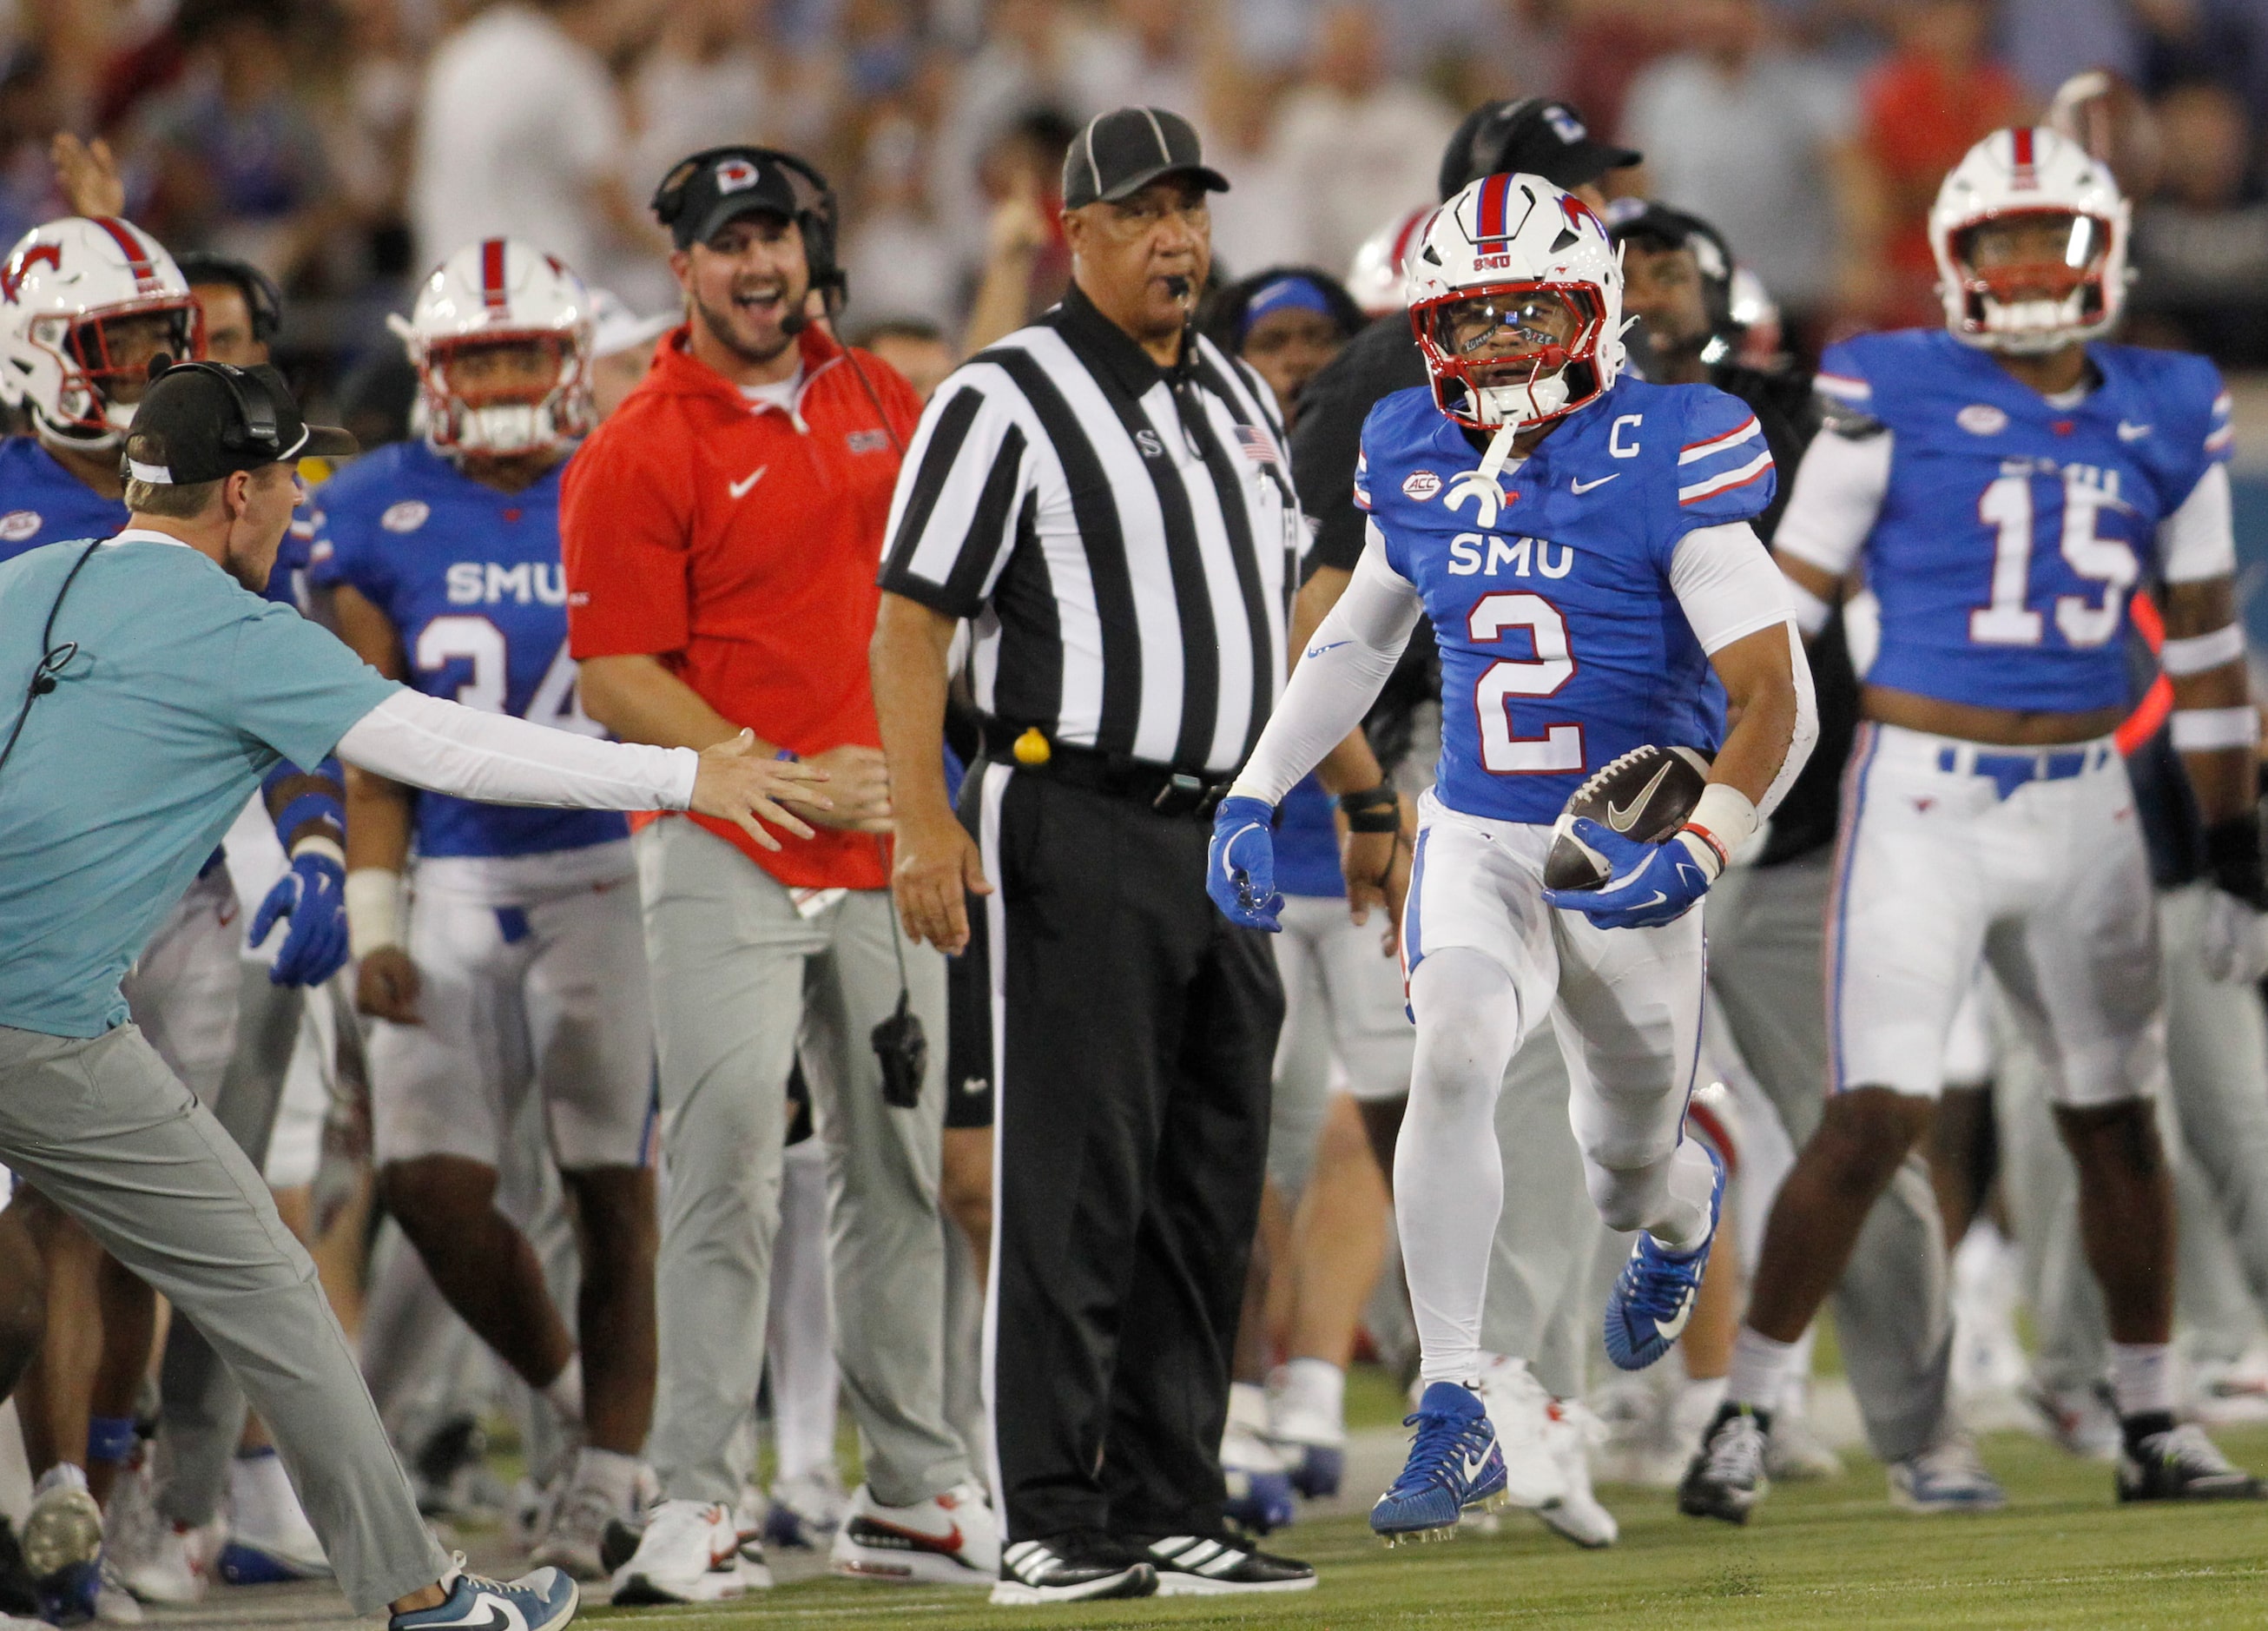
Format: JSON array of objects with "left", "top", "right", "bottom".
[
  {"left": 2020, "top": 884, "right": 2268, "bottom": 1387},
  {"left": 151, "top": 965, "right": 301, "bottom": 1528},
  {"left": 637, "top": 819, "right": 966, "bottom": 1507},
  {"left": 1707, "top": 851, "right": 1953, "bottom": 1463},
  {"left": 0, "top": 1024, "right": 444, "bottom": 1614}
]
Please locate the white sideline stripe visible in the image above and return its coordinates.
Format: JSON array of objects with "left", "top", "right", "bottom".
[
  {"left": 1678, "top": 416, "right": 1760, "bottom": 465},
  {"left": 1678, "top": 450, "right": 1773, "bottom": 504}
]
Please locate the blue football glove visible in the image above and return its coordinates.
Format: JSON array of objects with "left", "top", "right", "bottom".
[
  {"left": 1207, "top": 795, "right": 1283, "bottom": 932},
  {"left": 252, "top": 847, "right": 350, "bottom": 986},
  {"left": 1541, "top": 816, "right": 1714, "bottom": 930}
]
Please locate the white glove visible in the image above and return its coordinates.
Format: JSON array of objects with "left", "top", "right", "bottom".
[{"left": 2199, "top": 887, "right": 2268, "bottom": 985}]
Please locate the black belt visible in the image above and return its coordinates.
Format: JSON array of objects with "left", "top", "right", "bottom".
[{"left": 985, "top": 729, "right": 1229, "bottom": 819}]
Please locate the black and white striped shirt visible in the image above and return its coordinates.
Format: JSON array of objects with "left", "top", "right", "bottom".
[{"left": 880, "top": 284, "right": 1298, "bottom": 776}]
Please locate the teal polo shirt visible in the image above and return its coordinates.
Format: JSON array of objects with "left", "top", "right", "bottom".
[{"left": 0, "top": 530, "right": 401, "bottom": 1037}]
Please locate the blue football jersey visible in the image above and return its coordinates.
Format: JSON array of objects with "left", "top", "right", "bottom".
[
  {"left": 308, "top": 441, "right": 624, "bottom": 860},
  {"left": 1355, "top": 376, "right": 1776, "bottom": 826},
  {"left": 1276, "top": 776, "right": 1346, "bottom": 899},
  {"left": 1819, "top": 328, "right": 2229, "bottom": 713},
  {"left": 0, "top": 437, "right": 129, "bottom": 564}
]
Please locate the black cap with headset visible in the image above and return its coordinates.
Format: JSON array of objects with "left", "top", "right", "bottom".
[
  {"left": 121, "top": 357, "right": 356, "bottom": 487},
  {"left": 650, "top": 146, "right": 845, "bottom": 332}
]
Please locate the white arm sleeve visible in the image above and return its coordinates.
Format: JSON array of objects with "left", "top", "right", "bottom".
[
  {"left": 338, "top": 690, "right": 700, "bottom": 811},
  {"left": 1668, "top": 523, "right": 1817, "bottom": 820},
  {"left": 1230, "top": 519, "right": 1423, "bottom": 805},
  {"left": 2159, "top": 463, "right": 2236, "bottom": 584},
  {"left": 1772, "top": 426, "right": 1892, "bottom": 578}
]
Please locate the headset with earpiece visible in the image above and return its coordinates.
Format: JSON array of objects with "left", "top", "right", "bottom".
[{"left": 649, "top": 146, "right": 847, "bottom": 327}]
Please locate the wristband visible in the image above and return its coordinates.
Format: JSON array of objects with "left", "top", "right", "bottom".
[
  {"left": 2205, "top": 811, "right": 2268, "bottom": 908},
  {"left": 2161, "top": 624, "right": 2246, "bottom": 677},
  {"left": 346, "top": 867, "right": 405, "bottom": 959},
  {"left": 290, "top": 835, "right": 346, "bottom": 868},
  {"left": 1676, "top": 782, "right": 1760, "bottom": 883},
  {"left": 2172, "top": 705, "right": 2262, "bottom": 752},
  {"left": 273, "top": 789, "right": 344, "bottom": 847},
  {"left": 1337, "top": 783, "right": 1400, "bottom": 834}
]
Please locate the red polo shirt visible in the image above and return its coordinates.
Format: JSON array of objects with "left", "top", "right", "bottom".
[{"left": 562, "top": 323, "right": 920, "bottom": 889}]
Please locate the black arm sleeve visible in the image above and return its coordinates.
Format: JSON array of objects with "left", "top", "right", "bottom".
[{"left": 1289, "top": 316, "right": 1429, "bottom": 580}]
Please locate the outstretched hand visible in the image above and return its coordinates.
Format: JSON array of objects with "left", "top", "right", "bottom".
[
  {"left": 690, "top": 730, "right": 831, "bottom": 849},
  {"left": 50, "top": 134, "right": 125, "bottom": 219}
]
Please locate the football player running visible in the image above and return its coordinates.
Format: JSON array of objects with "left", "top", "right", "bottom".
[
  {"left": 1208, "top": 173, "right": 1816, "bottom": 1543},
  {"left": 313, "top": 240, "right": 657, "bottom": 1579},
  {"left": 1683, "top": 126, "right": 2265, "bottom": 1523}
]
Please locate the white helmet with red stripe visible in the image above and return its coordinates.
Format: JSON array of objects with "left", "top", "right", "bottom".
[
  {"left": 1345, "top": 205, "right": 1430, "bottom": 317},
  {"left": 1930, "top": 126, "right": 2130, "bottom": 354},
  {"left": 1408, "top": 172, "right": 1624, "bottom": 433},
  {"left": 0, "top": 215, "right": 200, "bottom": 451},
  {"left": 389, "top": 237, "right": 595, "bottom": 457}
]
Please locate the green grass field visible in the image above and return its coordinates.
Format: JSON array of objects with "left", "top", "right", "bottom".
[{"left": 569, "top": 1423, "right": 2268, "bottom": 1631}]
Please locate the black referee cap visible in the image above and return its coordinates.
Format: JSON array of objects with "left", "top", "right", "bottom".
[
  {"left": 1062, "top": 108, "right": 1230, "bottom": 209},
  {"left": 122, "top": 359, "right": 355, "bottom": 485}
]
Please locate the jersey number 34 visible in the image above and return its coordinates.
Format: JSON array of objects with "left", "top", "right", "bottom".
[
  {"left": 1969, "top": 469, "right": 2137, "bottom": 649},
  {"left": 417, "top": 614, "right": 604, "bottom": 736}
]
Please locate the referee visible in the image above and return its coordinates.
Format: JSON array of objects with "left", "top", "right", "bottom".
[{"left": 872, "top": 107, "right": 1315, "bottom": 1604}]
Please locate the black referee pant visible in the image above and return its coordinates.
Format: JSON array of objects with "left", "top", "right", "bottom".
[{"left": 960, "top": 759, "right": 1281, "bottom": 1542}]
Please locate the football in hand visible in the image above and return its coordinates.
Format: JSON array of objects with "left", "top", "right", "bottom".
[{"left": 1543, "top": 745, "right": 1713, "bottom": 892}]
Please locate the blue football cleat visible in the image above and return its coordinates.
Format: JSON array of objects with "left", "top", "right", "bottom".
[
  {"left": 1604, "top": 1143, "right": 1724, "bottom": 1371},
  {"left": 389, "top": 1556, "right": 577, "bottom": 1631},
  {"left": 1285, "top": 1443, "right": 1344, "bottom": 1500},
  {"left": 1368, "top": 1383, "right": 1507, "bottom": 1544}
]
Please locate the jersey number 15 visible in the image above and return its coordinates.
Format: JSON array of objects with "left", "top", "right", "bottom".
[{"left": 1969, "top": 471, "right": 2138, "bottom": 650}]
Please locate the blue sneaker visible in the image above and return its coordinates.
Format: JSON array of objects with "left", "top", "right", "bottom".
[
  {"left": 1368, "top": 1383, "right": 1507, "bottom": 1544},
  {"left": 1604, "top": 1143, "right": 1724, "bottom": 1371},
  {"left": 388, "top": 1556, "right": 577, "bottom": 1631}
]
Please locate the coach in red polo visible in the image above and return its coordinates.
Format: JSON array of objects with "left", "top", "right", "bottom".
[{"left": 562, "top": 147, "right": 990, "bottom": 1605}]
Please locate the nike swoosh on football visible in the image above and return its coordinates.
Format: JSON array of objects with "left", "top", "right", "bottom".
[
  {"left": 1605, "top": 762, "right": 1673, "bottom": 832},
  {"left": 1570, "top": 473, "right": 1619, "bottom": 493},
  {"left": 729, "top": 465, "right": 769, "bottom": 499},
  {"left": 2117, "top": 422, "right": 2152, "bottom": 441}
]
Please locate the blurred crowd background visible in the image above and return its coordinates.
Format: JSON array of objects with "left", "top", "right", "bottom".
[{"left": 5, "top": 0, "right": 2268, "bottom": 422}]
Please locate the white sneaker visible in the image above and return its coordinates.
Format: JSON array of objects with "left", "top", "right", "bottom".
[
  {"left": 1265, "top": 1363, "right": 1348, "bottom": 1499},
  {"left": 1888, "top": 1434, "right": 2007, "bottom": 1513},
  {"left": 1473, "top": 1356, "right": 1567, "bottom": 1510},
  {"left": 830, "top": 1482, "right": 997, "bottom": 1585},
  {"left": 610, "top": 1499, "right": 769, "bottom": 1605},
  {"left": 1765, "top": 1399, "right": 1846, "bottom": 1482},
  {"left": 23, "top": 1465, "right": 102, "bottom": 1582},
  {"left": 218, "top": 1451, "right": 330, "bottom": 1581},
  {"left": 1536, "top": 1399, "right": 1618, "bottom": 1548},
  {"left": 91, "top": 1556, "right": 143, "bottom": 1623},
  {"left": 1222, "top": 1386, "right": 1295, "bottom": 1534},
  {"left": 530, "top": 1481, "right": 615, "bottom": 1581},
  {"left": 2027, "top": 1380, "right": 2121, "bottom": 1462},
  {"left": 762, "top": 1468, "right": 849, "bottom": 1550}
]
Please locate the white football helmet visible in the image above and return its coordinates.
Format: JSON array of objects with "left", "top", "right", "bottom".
[
  {"left": 1408, "top": 173, "right": 1624, "bottom": 433},
  {"left": 390, "top": 238, "right": 595, "bottom": 456},
  {"left": 1345, "top": 205, "right": 1431, "bottom": 317},
  {"left": 0, "top": 216, "right": 200, "bottom": 450},
  {"left": 1930, "top": 126, "right": 2130, "bottom": 354}
]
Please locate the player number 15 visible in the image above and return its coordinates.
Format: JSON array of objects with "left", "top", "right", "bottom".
[{"left": 1970, "top": 472, "right": 2137, "bottom": 649}]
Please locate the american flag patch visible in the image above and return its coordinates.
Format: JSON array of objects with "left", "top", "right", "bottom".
[{"left": 1235, "top": 425, "right": 1280, "bottom": 466}]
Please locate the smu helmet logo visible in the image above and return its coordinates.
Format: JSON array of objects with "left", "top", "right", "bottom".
[{"left": 1, "top": 242, "right": 60, "bottom": 303}]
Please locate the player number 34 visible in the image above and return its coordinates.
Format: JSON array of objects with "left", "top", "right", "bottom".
[{"left": 1970, "top": 470, "right": 2137, "bottom": 649}]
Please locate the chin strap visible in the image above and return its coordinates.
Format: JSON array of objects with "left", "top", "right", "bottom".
[{"left": 1474, "top": 418, "right": 1524, "bottom": 484}]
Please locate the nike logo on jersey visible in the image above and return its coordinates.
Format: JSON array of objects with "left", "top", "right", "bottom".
[
  {"left": 1306, "top": 639, "right": 1351, "bottom": 658},
  {"left": 2117, "top": 421, "right": 2153, "bottom": 442},
  {"left": 1605, "top": 763, "right": 1673, "bottom": 832},
  {"left": 1569, "top": 473, "right": 1619, "bottom": 494},
  {"left": 729, "top": 466, "right": 769, "bottom": 499}
]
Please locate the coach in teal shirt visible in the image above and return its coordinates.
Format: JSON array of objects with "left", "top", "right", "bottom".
[{"left": 0, "top": 360, "right": 826, "bottom": 1631}]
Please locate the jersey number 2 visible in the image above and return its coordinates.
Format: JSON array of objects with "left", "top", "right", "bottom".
[
  {"left": 1969, "top": 472, "right": 2137, "bottom": 649},
  {"left": 1469, "top": 592, "right": 1583, "bottom": 773},
  {"left": 416, "top": 615, "right": 605, "bottom": 737}
]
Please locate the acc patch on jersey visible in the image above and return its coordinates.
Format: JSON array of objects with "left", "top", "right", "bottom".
[
  {"left": 381, "top": 499, "right": 431, "bottom": 533},
  {"left": 1401, "top": 469, "right": 1441, "bottom": 500},
  {"left": 0, "top": 511, "right": 40, "bottom": 543}
]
